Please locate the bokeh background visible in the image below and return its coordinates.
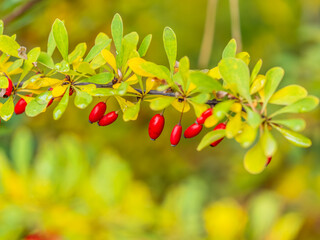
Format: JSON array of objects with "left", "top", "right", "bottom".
[{"left": 0, "top": 0, "right": 320, "bottom": 239}]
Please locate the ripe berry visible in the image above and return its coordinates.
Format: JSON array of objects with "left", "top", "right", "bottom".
[
  {"left": 266, "top": 156, "right": 272, "bottom": 166},
  {"left": 89, "top": 102, "right": 106, "bottom": 123},
  {"left": 98, "top": 111, "right": 118, "bottom": 126},
  {"left": 148, "top": 114, "right": 165, "bottom": 140},
  {"left": 69, "top": 87, "right": 74, "bottom": 96},
  {"left": 196, "top": 108, "right": 213, "bottom": 125},
  {"left": 47, "top": 98, "right": 54, "bottom": 107},
  {"left": 210, "top": 123, "right": 226, "bottom": 147},
  {"left": 170, "top": 124, "right": 182, "bottom": 146},
  {"left": 4, "top": 78, "right": 13, "bottom": 97},
  {"left": 184, "top": 123, "right": 203, "bottom": 138},
  {"left": 14, "top": 98, "right": 27, "bottom": 115}
]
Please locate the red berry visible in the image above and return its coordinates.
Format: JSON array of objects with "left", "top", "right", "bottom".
[
  {"left": 89, "top": 102, "right": 106, "bottom": 123},
  {"left": 184, "top": 123, "right": 203, "bottom": 138},
  {"left": 148, "top": 114, "right": 165, "bottom": 140},
  {"left": 210, "top": 123, "right": 226, "bottom": 147},
  {"left": 69, "top": 87, "right": 74, "bottom": 96},
  {"left": 47, "top": 98, "right": 54, "bottom": 107},
  {"left": 196, "top": 108, "right": 213, "bottom": 124},
  {"left": 4, "top": 78, "right": 13, "bottom": 97},
  {"left": 170, "top": 124, "right": 182, "bottom": 146},
  {"left": 14, "top": 98, "right": 27, "bottom": 114},
  {"left": 266, "top": 156, "right": 272, "bottom": 166},
  {"left": 98, "top": 111, "right": 118, "bottom": 126}
]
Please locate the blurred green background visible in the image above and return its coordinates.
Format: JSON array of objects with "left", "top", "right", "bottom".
[{"left": 0, "top": 0, "right": 320, "bottom": 239}]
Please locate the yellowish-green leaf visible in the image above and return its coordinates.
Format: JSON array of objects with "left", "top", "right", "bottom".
[
  {"left": 244, "top": 141, "right": 266, "bottom": 174},
  {"left": 235, "top": 124, "right": 257, "bottom": 148},
  {"left": 269, "top": 85, "right": 308, "bottom": 105},
  {"left": 74, "top": 89, "right": 92, "bottom": 109},
  {"left": 250, "top": 75, "right": 266, "bottom": 94},
  {"left": 101, "top": 49, "right": 117, "bottom": 72},
  {"left": 0, "top": 97, "right": 14, "bottom": 121},
  {"left": 207, "top": 66, "right": 221, "bottom": 79},
  {"left": 204, "top": 114, "right": 219, "bottom": 128},
  {"left": 236, "top": 52, "right": 250, "bottom": 65},
  {"left": 273, "top": 126, "right": 311, "bottom": 148},
  {"left": 271, "top": 119, "right": 306, "bottom": 132},
  {"left": 243, "top": 105, "right": 261, "bottom": 128},
  {"left": 262, "top": 67, "right": 284, "bottom": 109},
  {"left": 68, "top": 42, "right": 87, "bottom": 63},
  {"left": 270, "top": 96, "right": 319, "bottom": 117},
  {"left": 0, "top": 76, "right": 8, "bottom": 88},
  {"left": 123, "top": 100, "right": 141, "bottom": 121},
  {"left": 226, "top": 112, "right": 242, "bottom": 138},
  {"left": 171, "top": 100, "right": 190, "bottom": 113},
  {"left": 218, "top": 57, "right": 252, "bottom": 103},
  {"left": 138, "top": 34, "right": 152, "bottom": 57},
  {"left": 0, "top": 35, "right": 20, "bottom": 57},
  {"left": 77, "top": 72, "right": 114, "bottom": 85},
  {"left": 149, "top": 97, "right": 175, "bottom": 111},
  {"left": 111, "top": 13, "right": 123, "bottom": 54},
  {"left": 53, "top": 86, "right": 70, "bottom": 120},
  {"left": 197, "top": 130, "right": 225, "bottom": 151},
  {"left": 214, "top": 100, "right": 235, "bottom": 120},
  {"left": 222, "top": 39, "right": 236, "bottom": 58},
  {"left": 189, "top": 71, "right": 223, "bottom": 93},
  {"left": 188, "top": 100, "right": 208, "bottom": 118},
  {"left": 77, "top": 62, "right": 96, "bottom": 75},
  {"left": 128, "top": 57, "right": 154, "bottom": 78},
  {"left": 52, "top": 19, "right": 69, "bottom": 61},
  {"left": 251, "top": 59, "right": 262, "bottom": 83},
  {"left": 163, "top": 27, "right": 177, "bottom": 72},
  {"left": 261, "top": 128, "right": 277, "bottom": 157},
  {"left": 84, "top": 33, "right": 111, "bottom": 62}
]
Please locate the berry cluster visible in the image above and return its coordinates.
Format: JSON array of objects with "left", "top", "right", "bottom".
[
  {"left": 88, "top": 102, "right": 118, "bottom": 126},
  {"left": 148, "top": 107, "right": 227, "bottom": 147}
]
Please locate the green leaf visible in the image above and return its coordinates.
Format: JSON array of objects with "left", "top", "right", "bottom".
[
  {"left": 214, "top": 100, "right": 235, "bottom": 120},
  {"left": 261, "top": 128, "right": 277, "bottom": 157},
  {"left": 68, "top": 42, "right": 87, "bottom": 63},
  {"left": 190, "top": 93, "right": 210, "bottom": 104},
  {"left": 138, "top": 34, "right": 152, "bottom": 57},
  {"left": 120, "top": 32, "right": 139, "bottom": 69},
  {"left": 74, "top": 89, "right": 92, "bottom": 109},
  {"left": 140, "top": 62, "right": 171, "bottom": 82},
  {"left": 163, "top": 27, "right": 177, "bottom": 73},
  {"left": 25, "top": 92, "right": 52, "bottom": 117},
  {"left": 77, "top": 72, "right": 114, "bottom": 84},
  {"left": 251, "top": 59, "right": 262, "bottom": 83},
  {"left": 47, "top": 27, "right": 56, "bottom": 56},
  {"left": 38, "top": 51, "right": 55, "bottom": 69},
  {"left": 84, "top": 33, "right": 111, "bottom": 62},
  {"left": 53, "top": 86, "right": 70, "bottom": 120},
  {"left": 18, "top": 47, "right": 41, "bottom": 82},
  {"left": 111, "top": 13, "right": 123, "bottom": 54},
  {"left": 52, "top": 19, "right": 69, "bottom": 61},
  {"left": 0, "top": 76, "right": 8, "bottom": 88},
  {"left": 244, "top": 141, "right": 266, "bottom": 174},
  {"left": 262, "top": 67, "right": 284, "bottom": 108},
  {"left": 222, "top": 39, "right": 237, "bottom": 59},
  {"left": 271, "top": 119, "right": 306, "bottom": 132},
  {"left": 197, "top": 130, "right": 225, "bottom": 151},
  {"left": 149, "top": 97, "right": 175, "bottom": 111},
  {"left": 270, "top": 96, "right": 319, "bottom": 117},
  {"left": 115, "top": 82, "right": 129, "bottom": 95},
  {"left": 243, "top": 105, "right": 261, "bottom": 129},
  {"left": 218, "top": 57, "right": 252, "bottom": 103},
  {"left": 269, "top": 85, "right": 308, "bottom": 105},
  {"left": 0, "top": 97, "right": 14, "bottom": 121},
  {"left": 0, "top": 35, "right": 20, "bottom": 57},
  {"left": 11, "top": 127, "right": 33, "bottom": 175},
  {"left": 189, "top": 71, "right": 223, "bottom": 93},
  {"left": 274, "top": 126, "right": 312, "bottom": 148},
  {"left": 179, "top": 56, "right": 190, "bottom": 90},
  {"left": 123, "top": 100, "right": 141, "bottom": 121},
  {"left": 7, "top": 59, "right": 23, "bottom": 72},
  {"left": 77, "top": 62, "right": 96, "bottom": 75}
]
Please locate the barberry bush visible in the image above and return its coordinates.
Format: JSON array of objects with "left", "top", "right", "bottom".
[{"left": 0, "top": 14, "right": 318, "bottom": 174}]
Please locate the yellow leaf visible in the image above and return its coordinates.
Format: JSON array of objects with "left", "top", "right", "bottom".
[
  {"left": 226, "top": 112, "right": 242, "bottom": 138},
  {"left": 236, "top": 52, "right": 250, "bottom": 65},
  {"left": 145, "top": 78, "right": 160, "bottom": 93},
  {"left": 17, "top": 94, "right": 34, "bottom": 103},
  {"left": 207, "top": 66, "right": 221, "bottom": 79},
  {"left": 204, "top": 115, "right": 219, "bottom": 128},
  {"left": 171, "top": 99, "right": 190, "bottom": 113},
  {"left": 77, "top": 84, "right": 96, "bottom": 93},
  {"left": 127, "top": 57, "right": 154, "bottom": 77},
  {"left": 230, "top": 102, "right": 242, "bottom": 113},
  {"left": 52, "top": 85, "right": 68, "bottom": 98},
  {"left": 186, "top": 82, "right": 197, "bottom": 94},
  {"left": 101, "top": 49, "right": 117, "bottom": 72},
  {"left": 125, "top": 74, "right": 138, "bottom": 85},
  {"left": 250, "top": 74, "right": 266, "bottom": 94}
]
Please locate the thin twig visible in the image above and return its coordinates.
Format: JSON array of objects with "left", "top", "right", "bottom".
[
  {"left": 3, "top": 0, "right": 43, "bottom": 25},
  {"left": 198, "top": 0, "right": 219, "bottom": 68},
  {"left": 229, "top": 0, "right": 242, "bottom": 51}
]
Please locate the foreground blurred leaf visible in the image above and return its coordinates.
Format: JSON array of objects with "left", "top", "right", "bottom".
[
  {"left": 271, "top": 119, "right": 306, "bottom": 132},
  {"left": 0, "top": 97, "right": 14, "bottom": 121},
  {"left": 225, "top": 112, "right": 241, "bottom": 138},
  {"left": 214, "top": 100, "right": 235, "bottom": 120}
]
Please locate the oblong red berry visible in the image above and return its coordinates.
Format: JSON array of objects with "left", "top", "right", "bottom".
[
  {"left": 184, "top": 123, "right": 203, "bottom": 138},
  {"left": 170, "top": 124, "right": 182, "bottom": 146},
  {"left": 47, "top": 98, "right": 54, "bottom": 107},
  {"left": 14, "top": 98, "right": 27, "bottom": 115},
  {"left": 210, "top": 123, "right": 226, "bottom": 147},
  {"left": 98, "top": 111, "right": 118, "bottom": 126},
  {"left": 148, "top": 114, "right": 165, "bottom": 140},
  {"left": 266, "top": 156, "right": 272, "bottom": 166},
  {"left": 4, "top": 78, "right": 13, "bottom": 97},
  {"left": 196, "top": 108, "right": 213, "bottom": 124},
  {"left": 89, "top": 102, "right": 106, "bottom": 123}
]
